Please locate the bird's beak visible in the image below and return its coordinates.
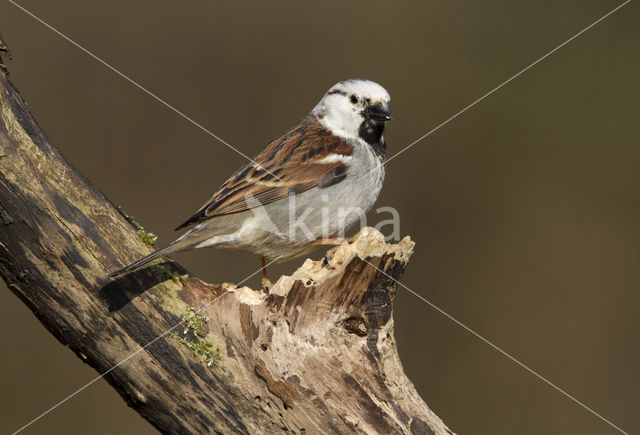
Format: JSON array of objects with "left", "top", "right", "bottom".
[{"left": 364, "top": 102, "right": 393, "bottom": 121}]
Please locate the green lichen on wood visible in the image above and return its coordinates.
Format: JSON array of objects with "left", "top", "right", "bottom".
[
  {"left": 117, "top": 206, "right": 158, "bottom": 245},
  {"left": 170, "top": 306, "right": 220, "bottom": 367},
  {"left": 151, "top": 264, "right": 187, "bottom": 285}
]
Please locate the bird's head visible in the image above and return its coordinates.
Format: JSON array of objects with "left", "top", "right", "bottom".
[{"left": 312, "top": 79, "right": 392, "bottom": 145}]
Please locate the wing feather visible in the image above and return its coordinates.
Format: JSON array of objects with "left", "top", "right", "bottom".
[{"left": 175, "top": 115, "right": 353, "bottom": 230}]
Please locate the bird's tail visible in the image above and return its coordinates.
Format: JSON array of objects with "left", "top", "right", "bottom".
[{"left": 108, "top": 233, "right": 196, "bottom": 278}]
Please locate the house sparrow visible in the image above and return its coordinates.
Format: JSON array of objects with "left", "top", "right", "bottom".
[{"left": 110, "top": 78, "right": 392, "bottom": 287}]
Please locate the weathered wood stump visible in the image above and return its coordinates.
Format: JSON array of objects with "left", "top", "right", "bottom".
[{"left": 0, "top": 41, "right": 452, "bottom": 434}]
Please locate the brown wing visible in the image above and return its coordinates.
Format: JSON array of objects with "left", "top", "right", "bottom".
[{"left": 175, "top": 115, "right": 353, "bottom": 230}]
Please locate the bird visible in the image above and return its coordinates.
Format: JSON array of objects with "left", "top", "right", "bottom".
[{"left": 109, "top": 78, "right": 392, "bottom": 289}]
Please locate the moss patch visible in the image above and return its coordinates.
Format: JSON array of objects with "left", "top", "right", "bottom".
[
  {"left": 170, "top": 306, "right": 220, "bottom": 367},
  {"left": 151, "top": 264, "right": 187, "bottom": 285},
  {"left": 117, "top": 206, "right": 158, "bottom": 245}
]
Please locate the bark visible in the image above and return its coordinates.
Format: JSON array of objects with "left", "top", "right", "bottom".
[{"left": 0, "top": 45, "right": 452, "bottom": 434}]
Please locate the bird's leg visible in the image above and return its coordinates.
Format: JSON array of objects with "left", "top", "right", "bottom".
[{"left": 259, "top": 255, "right": 272, "bottom": 292}]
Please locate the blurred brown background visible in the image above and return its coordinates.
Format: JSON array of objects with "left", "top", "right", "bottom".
[{"left": 1, "top": 0, "right": 638, "bottom": 434}]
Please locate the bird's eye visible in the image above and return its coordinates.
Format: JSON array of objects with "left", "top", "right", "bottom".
[{"left": 350, "top": 95, "right": 359, "bottom": 104}]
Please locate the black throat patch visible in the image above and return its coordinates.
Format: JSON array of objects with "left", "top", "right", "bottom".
[{"left": 358, "top": 119, "right": 387, "bottom": 158}]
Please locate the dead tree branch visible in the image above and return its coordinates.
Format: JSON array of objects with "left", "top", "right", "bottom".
[{"left": 0, "top": 46, "right": 452, "bottom": 434}]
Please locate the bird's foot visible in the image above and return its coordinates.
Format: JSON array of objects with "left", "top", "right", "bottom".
[
  {"left": 323, "top": 253, "right": 335, "bottom": 269},
  {"left": 261, "top": 276, "right": 273, "bottom": 293}
]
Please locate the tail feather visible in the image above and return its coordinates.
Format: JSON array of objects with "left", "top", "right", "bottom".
[{"left": 108, "top": 235, "right": 194, "bottom": 277}]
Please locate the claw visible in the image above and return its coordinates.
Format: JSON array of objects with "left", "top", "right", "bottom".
[{"left": 324, "top": 253, "right": 335, "bottom": 269}]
